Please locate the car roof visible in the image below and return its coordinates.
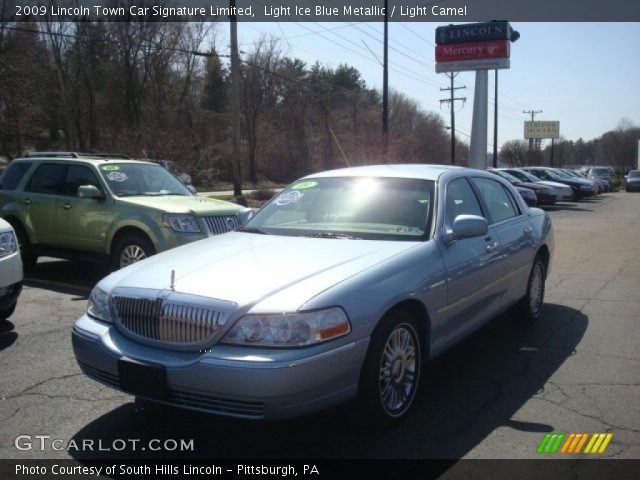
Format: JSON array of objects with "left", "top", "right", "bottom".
[
  {"left": 302, "top": 163, "right": 466, "bottom": 181},
  {"left": 14, "top": 156, "right": 155, "bottom": 166}
]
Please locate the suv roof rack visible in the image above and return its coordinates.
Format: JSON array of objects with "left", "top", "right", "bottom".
[{"left": 24, "top": 151, "right": 129, "bottom": 160}]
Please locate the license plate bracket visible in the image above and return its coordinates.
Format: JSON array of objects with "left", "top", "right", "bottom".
[{"left": 118, "top": 359, "right": 168, "bottom": 400}]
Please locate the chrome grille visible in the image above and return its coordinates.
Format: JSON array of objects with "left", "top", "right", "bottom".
[
  {"left": 203, "top": 215, "right": 239, "bottom": 235},
  {"left": 112, "top": 295, "right": 225, "bottom": 346}
]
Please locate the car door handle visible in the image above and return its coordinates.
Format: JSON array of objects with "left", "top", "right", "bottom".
[
  {"left": 61, "top": 203, "right": 71, "bottom": 210},
  {"left": 486, "top": 241, "right": 499, "bottom": 252},
  {"left": 523, "top": 226, "right": 534, "bottom": 235},
  {"left": 23, "top": 198, "right": 31, "bottom": 205}
]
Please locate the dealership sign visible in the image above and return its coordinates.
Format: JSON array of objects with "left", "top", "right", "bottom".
[
  {"left": 436, "top": 40, "right": 510, "bottom": 62},
  {"left": 524, "top": 121, "right": 560, "bottom": 139},
  {"left": 436, "top": 58, "right": 510, "bottom": 73},
  {"left": 435, "top": 21, "right": 512, "bottom": 45}
]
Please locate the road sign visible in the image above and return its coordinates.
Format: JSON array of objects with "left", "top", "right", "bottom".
[
  {"left": 435, "top": 58, "right": 510, "bottom": 73},
  {"left": 436, "top": 40, "right": 510, "bottom": 62},
  {"left": 436, "top": 21, "right": 512, "bottom": 45},
  {"left": 524, "top": 121, "right": 560, "bottom": 139}
]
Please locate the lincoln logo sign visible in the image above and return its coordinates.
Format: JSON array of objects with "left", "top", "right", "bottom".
[
  {"left": 436, "top": 40, "right": 510, "bottom": 62},
  {"left": 435, "top": 21, "right": 512, "bottom": 45}
]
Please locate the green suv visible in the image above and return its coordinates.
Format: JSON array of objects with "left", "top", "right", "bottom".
[{"left": 0, "top": 152, "right": 249, "bottom": 271}]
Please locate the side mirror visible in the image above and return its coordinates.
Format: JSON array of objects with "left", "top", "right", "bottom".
[
  {"left": 238, "top": 208, "right": 256, "bottom": 226},
  {"left": 187, "top": 185, "right": 197, "bottom": 194},
  {"left": 77, "top": 185, "right": 103, "bottom": 200},
  {"left": 445, "top": 214, "right": 488, "bottom": 244}
]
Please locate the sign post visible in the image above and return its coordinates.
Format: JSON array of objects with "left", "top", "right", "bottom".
[
  {"left": 469, "top": 70, "right": 489, "bottom": 170},
  {"left": 435, "top": 21, "right": 518, "bottom": 169}
]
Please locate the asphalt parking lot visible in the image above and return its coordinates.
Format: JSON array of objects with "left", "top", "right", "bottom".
[{"left": 1, "top": 192, "right": 639, "bottom": 460}]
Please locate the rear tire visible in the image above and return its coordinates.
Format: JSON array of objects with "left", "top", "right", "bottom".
[
  {"left": 111, "top": 233, "right": 156, "bottom": 270},
  {"left": 355, "top": 309, "right": 422, "bottom": 428},
  {"left": 515, "top": 256, "right": 546, "bottom": 324}
]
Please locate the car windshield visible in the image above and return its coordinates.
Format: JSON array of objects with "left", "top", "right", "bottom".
[
  {"left": 629, "top": 171, "right": 640, "bottom": 178},
  {"left": 244, "top": 176, "right": 434, "bottom": 240},
  {"left": 550, "top": 169, "right": 571, "bottom": 179},
  {"left": 592, "top": 168, "right": 610, "bottom": 175},
  {"left": 98, "top": 163, "right": 191, "bottom": 197},
  {"left": 510, "top": 169, "right": 542, "bottom": 183},
  {"left": 491, "top": 170, "right": 520, "bottom": 184}
]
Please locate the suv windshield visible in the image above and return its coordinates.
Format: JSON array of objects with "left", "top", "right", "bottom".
[
  {"left": 245, "top": 176, "right": 434, "bottom": 240},
  {"left": 98, "top": 163, "right": 191, "bottom": 197},
  {"left": 591, "top": 168, "right": 610, "bottom": 176},
  {"left": 628, "top": 171, "right": 640, "bottom": 178}
]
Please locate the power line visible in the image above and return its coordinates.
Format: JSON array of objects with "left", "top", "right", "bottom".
[{"left": 440, "top": 73, "right": 466, "bottom": 165}]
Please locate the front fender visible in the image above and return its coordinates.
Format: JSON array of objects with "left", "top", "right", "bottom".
[{"left": 106, "top": 211, "right": 166, "bottom": 254}]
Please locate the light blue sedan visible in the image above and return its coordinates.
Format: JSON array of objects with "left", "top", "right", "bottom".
[{"left": 72, "top": 164, "right": 553, "bottom": 425}]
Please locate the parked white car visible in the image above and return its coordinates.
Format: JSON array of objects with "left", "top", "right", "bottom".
[{"left": 0, "top": 217, "right": 22, "bottom": 320}]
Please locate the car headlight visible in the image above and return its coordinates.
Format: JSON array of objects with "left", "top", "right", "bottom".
[
  {"left": 221, "top": 307, "right": 351, "bottom": 347},
  {"left": 0, "top": 230, "right": 18, "bottom": 258},
  {"left": 87, "top": 286, "right": 112, "bottom": 323},
  {"left": 163, "top": 214, "right": 201, "bottom": 233}
]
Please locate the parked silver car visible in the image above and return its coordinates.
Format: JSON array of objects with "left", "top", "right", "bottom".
[{"left": 72, "top": 165, "right": 554, "bottom": 425}]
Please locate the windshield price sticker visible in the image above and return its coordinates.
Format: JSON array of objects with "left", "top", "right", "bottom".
[
  {"left": 291, "top": 181, "right": 318, "bottom": 190},
  {"left": 101, "top": 165, "right": 121, "bottom": 171},
  {"left": 106, "top": 171, "right": 128, "bottom": 182},
  {"left": 275, "top": 191, "right": 304, "bottom": 205}
]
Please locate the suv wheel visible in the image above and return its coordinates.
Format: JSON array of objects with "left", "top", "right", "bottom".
[
  {"left": 356, "top": 309, "right": 422, "bottom": 427},
  {"left": 111, "top": 234, "right": 156, "bottom": 270}
]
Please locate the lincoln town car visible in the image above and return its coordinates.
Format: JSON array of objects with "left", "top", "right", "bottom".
[{"left": 72, "top": 164, "right": 554, "bottom": 425}]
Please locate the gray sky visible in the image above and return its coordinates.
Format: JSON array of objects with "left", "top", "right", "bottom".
[{"left": 220, "top": 22, "right": 640, "bottom": 150}]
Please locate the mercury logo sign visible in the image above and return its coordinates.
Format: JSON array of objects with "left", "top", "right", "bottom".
[{"left": 436, "top": 40, "right": 510, "bottom": 62}]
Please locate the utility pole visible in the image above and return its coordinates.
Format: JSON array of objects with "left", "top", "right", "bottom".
[
  {"left": 493, "top": 70, "right": 498, "bottom": 168},
  {"left": 440, "top": 72, "right": 466, "bottom": 165},
  {"left": 523, "top": 109, "right": 542, "bottom": 153},
  {"left": 382, "top": 0, "right": 389, "bottom": 152},
  {"left": 229, "top": 0, "right": 242, "bottom": 197}
]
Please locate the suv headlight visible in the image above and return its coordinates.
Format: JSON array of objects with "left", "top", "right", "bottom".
[
  {"left": 163, "top": 214, "right": 201, "bottom": 233},
  {"left": 87, "top": 286, "right": 112, "bottom": 323},
  {"left": 0, "top": 230, "right": 18, "bottom": 258},
  {"left": 221, "top": 307, "right": 351, "bottom": 347}
]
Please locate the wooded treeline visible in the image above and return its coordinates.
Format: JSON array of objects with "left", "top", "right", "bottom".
[
  {"left": 500, "top": 119, "right": 639, "bottom": 174},
  {"left": 0, "top": 22, "right": 465, "bottom": 187}
]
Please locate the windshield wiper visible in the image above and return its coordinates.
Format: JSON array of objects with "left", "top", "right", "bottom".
[
  {"left": 303, "top": 232, "right": 360, "bottom": 240},
  {"left": 236, "top": 226, "right": 269, "bottom": 234}
]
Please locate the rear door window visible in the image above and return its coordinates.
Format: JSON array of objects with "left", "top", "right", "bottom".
[
  {"left": 26, "top": 163, "right": 67, "bottom": 195},
  {"left": 0, "top": 162, "right": 32, "bottom": 190},
  {"left": 471, "top": 177, "right": 519, "bottom": 224}
]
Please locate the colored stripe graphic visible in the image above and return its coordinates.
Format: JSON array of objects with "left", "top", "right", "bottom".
[
  {"left": 537, "top": 433, "right": 566, "bottom": 453},
  {"left": 541, "top": 433, "right": 613, "bottom": 454}
]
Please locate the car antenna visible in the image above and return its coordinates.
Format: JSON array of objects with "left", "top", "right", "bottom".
[{"left": 329, "top": 126, "right": 351, "bottom": 167}]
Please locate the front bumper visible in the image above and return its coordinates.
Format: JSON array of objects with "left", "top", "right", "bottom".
[
  {"left": 72, "top": 314, "right": 368, "bottom": 420},
  {"left": 626, "top": 182, "right": 640, "bottom": 192}
]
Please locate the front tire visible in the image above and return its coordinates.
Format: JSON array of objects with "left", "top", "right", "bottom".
[
  {"left": 12, "top": 224, "right": 37, "bottom": 272},
  {"left": 0, "top": 302, "right": 16, "bottom": 321},
  {"left": 356, "top": 310, "right": 422, "bottom": 427},
  {"left": 515, "top": 256, "right": 546, "bottom": 324},
  {"left": 111, "top": 233, "right": 156, "bottom": 270}
]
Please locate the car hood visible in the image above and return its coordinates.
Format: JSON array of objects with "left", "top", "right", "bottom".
[
  {"left": 537, "top": 180, "right": 571, "bottom": 190},
  {"left": 100, "top": 232, "right": 420, "bottom": 312},
  {"left": 118, "top": 195, "right": 242, "bottom": 215}
]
